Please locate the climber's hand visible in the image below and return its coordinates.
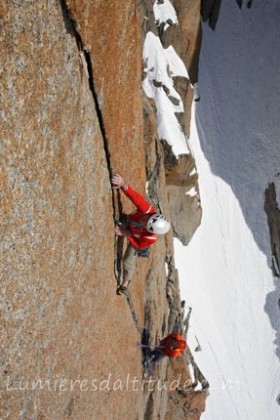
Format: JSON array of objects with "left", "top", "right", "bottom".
[{"left": 112, "top": 174, "right": 128, "bottom": 190}]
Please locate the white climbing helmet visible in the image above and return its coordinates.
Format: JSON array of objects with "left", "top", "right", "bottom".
[{"left": 147, "top": 214, "right": 171, "bottom": 235}]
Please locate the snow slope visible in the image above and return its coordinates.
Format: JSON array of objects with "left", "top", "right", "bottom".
[
  {"left": 175, "top": 1, "right": 280, "bottom": 419},
  {"left": 143, "top": 1, "right": 279, "bottom": 418}
]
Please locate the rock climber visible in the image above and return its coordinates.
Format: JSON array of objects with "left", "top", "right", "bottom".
[
  {"left": 150, "top": 333, "right": 187, "bottom": 364},
  {"left": 111, "top": 174, "right": 171, "bottom": 295}
]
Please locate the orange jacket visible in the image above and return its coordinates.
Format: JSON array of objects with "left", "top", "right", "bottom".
[
  {"left": 158, "top": 333, "right": 187, "bottom": 359},
  {"left": 123, "top": 185, "right": 157, "bottom": 250}
]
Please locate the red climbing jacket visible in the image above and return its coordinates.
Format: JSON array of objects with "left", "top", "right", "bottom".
[
  {"left": 158, "top": 333, "right": 187, "bottom": 359},
  {"left": 122, "top": 185, "right": 157, "bottom": 250}
]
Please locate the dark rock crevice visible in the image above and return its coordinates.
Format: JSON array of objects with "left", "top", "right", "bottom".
[
  {"left": 59, "top": 0, "right": 143, "bottom": 338},
  {"left": 58, "top": 0, "right": 117, "bottom": 217},
  {"left": 125, "top": 292, "right": 143, "bottom": 335}
]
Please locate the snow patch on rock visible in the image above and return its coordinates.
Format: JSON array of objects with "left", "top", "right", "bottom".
[
  {"left": 153, "top": 0, "right": 178, "bottom": 31},
  {"left": 143, "top": 32, "right": 190, "bottom": 157},
  {"left": 185, "top": 186, "right": 197, "bottom": 197}
]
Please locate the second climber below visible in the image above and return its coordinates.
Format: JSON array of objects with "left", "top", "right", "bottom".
[{"left": 112, "top": 174, "right": 171, "bottom": 295}]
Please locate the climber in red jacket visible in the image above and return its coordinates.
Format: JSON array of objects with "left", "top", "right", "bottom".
[
  {"left": 112, "top": 174, "right": 170, "bottom": 295},
  {"left": 150, "top": 333, "right": 187, "bottom": 363}
]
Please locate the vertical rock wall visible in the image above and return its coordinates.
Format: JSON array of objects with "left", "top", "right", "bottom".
[
  {"left": 1, "top": 1, "right": 144, "bottom": 417},
  {"left": 66, "top": 0, "right": 146, "bottom": 188},
  {"left": 1, "top": 0, "right": 206, "bottom": 418}
]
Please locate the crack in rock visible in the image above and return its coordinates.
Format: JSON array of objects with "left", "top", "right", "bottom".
[{"left": 59, "top": 0, "right": 117, "bottom": 217}]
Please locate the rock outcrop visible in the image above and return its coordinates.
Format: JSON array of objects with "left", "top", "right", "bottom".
[
  {"left": 264, "top": 183, "right": 280, "bottom": 361},
  {"left": 1, "top": 0, "right": 207, "bottom": 418},
  {"left": 200, "top": 0, "right": 222, "bottom": 30},
  {"left": 140, "top": 0, "right": 202, "bottom": 246},
  {"left": 265, "top": 183, "right": 280, "bottom": 278}
]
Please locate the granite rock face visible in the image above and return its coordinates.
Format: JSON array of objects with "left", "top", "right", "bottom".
[{"left": 1, "top": 0, "right": 206, "bottom": 418}]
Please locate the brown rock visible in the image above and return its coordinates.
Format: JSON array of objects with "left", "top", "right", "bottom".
[
  {"left": 66, "top": 0, "right": 146, "bottom": 186},
  {"left": 1, "top": 1, "right": 143, "bottom": 417},
  {"left": 1, "top": 0, "right": 207, "bottom": 418},
  {"left": 165, "top": 357, "right": 207, "bottom": 419}
]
